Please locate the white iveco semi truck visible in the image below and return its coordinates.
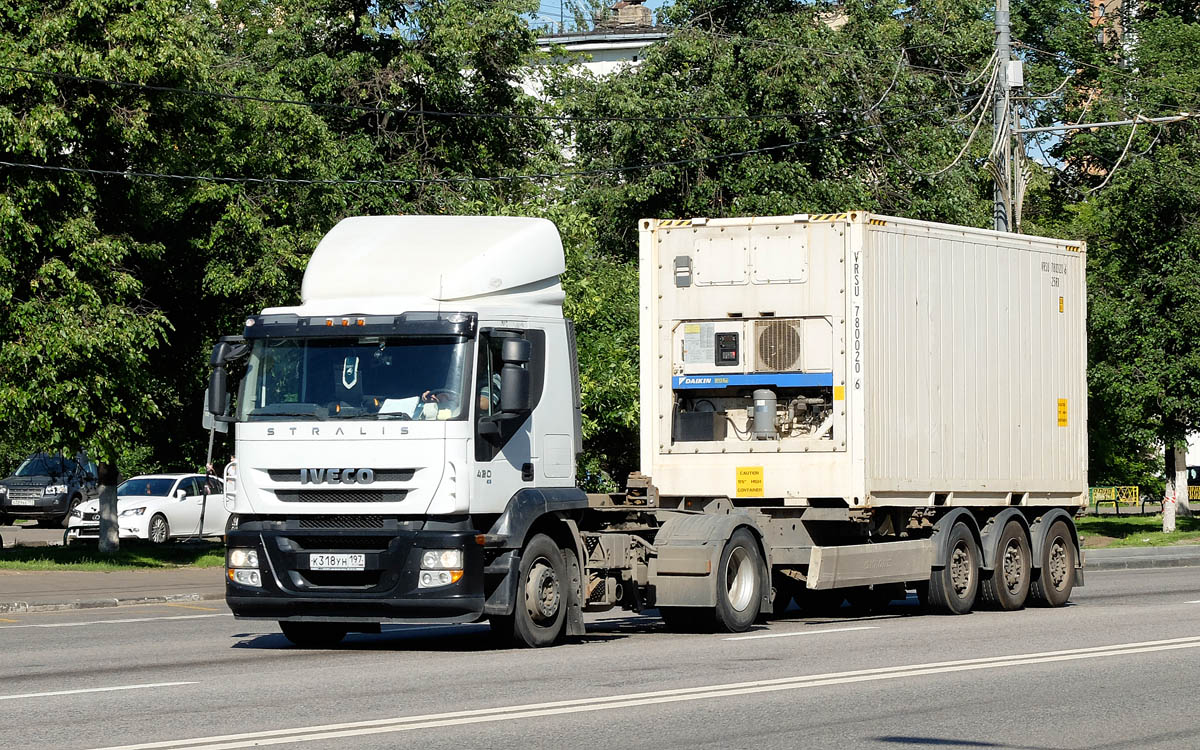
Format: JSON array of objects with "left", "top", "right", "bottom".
[{"left": 208, "top": 212, "right": 1087, "bottom": 648}]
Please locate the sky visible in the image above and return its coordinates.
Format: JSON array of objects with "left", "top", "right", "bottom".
[{"left": 531, "top": 1, "right": 674, "bottom": 32}]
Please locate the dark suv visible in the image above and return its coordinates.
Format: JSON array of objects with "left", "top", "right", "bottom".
[{"left": 0, "top": 453, "right": 99, "bottom": 528}]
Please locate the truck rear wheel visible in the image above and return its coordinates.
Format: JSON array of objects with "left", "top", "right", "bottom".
[
  {"left": 279, "top": 622, "right": 347, "bottom": 648},
  {"left": 979, "top": 521, "right": 1031, "bottom": 610},
  {"left": 928, "top": 522, "right": 979, "bottom": 615},
  {"left": 1030, "top": 520, "right": 1076, "bottom": 607},
  {"left": 714, "top": 528, "right": 763, "bottom": 632},
  {"left": 491, "top": 533, "right": 567, "bottom": 648}
]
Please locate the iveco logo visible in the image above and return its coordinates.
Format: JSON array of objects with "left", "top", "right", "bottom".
[{"left": 300, "top": 468, "right": 375, "bottom": 485}]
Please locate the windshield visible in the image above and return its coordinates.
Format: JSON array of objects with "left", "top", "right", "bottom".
[
  {"left": 15, "top": 454, "right": 74, "bottom": 477},
  {"left": 117, "top": 478, "right": 177, "bottom": 497},
  {"left": 237, "top": 336, "right": 471, "bottom": 421}
]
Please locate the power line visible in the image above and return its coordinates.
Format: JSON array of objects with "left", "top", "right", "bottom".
[
  {"left": 1014, "top": 42, "right": 1200, "bottom": 108},
  {"left": 0, "top": 104, "right": 959, "bottom": 187}
]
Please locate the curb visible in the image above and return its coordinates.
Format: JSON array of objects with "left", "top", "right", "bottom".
[
  {"left": 0, "top": 591, "right": 225, "bottom": 614},
  {"left": 1084, "top": 545, "right": 1200, "bottom": 571}
]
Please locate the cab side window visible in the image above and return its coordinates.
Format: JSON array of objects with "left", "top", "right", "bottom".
[{"left": 473, "top": 329, "right": 545, "bottom": 462}]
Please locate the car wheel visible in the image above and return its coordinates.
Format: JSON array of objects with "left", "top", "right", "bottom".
[
  {"left": 61, "top": 495, "right": 83, "bottom": 528},
  {"left": 148, "top": 513, "right": 170, "bottom": 544}
]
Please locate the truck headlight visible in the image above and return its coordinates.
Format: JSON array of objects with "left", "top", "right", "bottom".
[
  {"left": 229, "top": 569, "right": 262, "bottom": 587},
  {"left": 119, "top": 507, "right": 146, "bottom": 517},
  {"left": 420, "top": 549, "right": 463, "bottom": 569},
  {"left": 228, "top": 548, "right": 259, "bottom": 568},
  {"left": 44, "top": 484, "right": 68, "bottom": 495},
  {"left": 418, "top": 549, "right": 464, "bottom": 588}
]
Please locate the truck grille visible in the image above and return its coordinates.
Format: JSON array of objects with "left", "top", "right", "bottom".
[
  {"left": 296, "top": 515, "right": 386, "bottom": 529},
  {"left": 8, "top": 487, "right": 42, "bottom": 502},
  {"left": 267, "top": 469, "right": 415, "bottom": 483},
  {"left": 275, "top": 490, "right": 407, "bottom": 503},
  {"left": 289, "top": 535, "right": 392, "bottom": 552}
]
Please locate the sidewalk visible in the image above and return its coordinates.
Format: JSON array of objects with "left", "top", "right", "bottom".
[
  {"left": 0, "top": 568, "right": 225, "bottom": 613},
  {"left": 1084, "top": 545, "right": 1200, "bottom": 571}
]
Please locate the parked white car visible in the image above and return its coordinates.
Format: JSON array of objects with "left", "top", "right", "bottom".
[{"left": 65, "top": 474, "right": 231, "bottom": 544}]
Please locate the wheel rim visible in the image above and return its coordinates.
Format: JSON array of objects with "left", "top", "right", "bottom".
[
  {"left": 950, "top": 541, "right": 974, "bottom": 599},
  {"left": 725, "top": 546, "right": 755, "bottom": 612},
  {"left": 1047, "top": 536, "right": 1069, "bottom": 591},
  {"left": 1002, "top": 539, "right": 1026, "bottom": 595},
  {"left": 524, "top": 557, "right": 561, "bottom": 624},
  {"left": 151, "top": 518, "right": 166, "bottom": 543}
]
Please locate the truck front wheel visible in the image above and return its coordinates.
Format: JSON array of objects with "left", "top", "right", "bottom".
[{"left": 491, "top": 533, "right": 567, "bottom": 648}]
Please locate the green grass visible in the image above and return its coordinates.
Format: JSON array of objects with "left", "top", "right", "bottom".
[
  {"left": 0, "top": 543, "right": 224, "bottom": 571},
  {"left": 1076, "top": 514, "right": 1200, "bottom": 548}
]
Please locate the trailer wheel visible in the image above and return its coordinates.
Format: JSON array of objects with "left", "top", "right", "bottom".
[
  {"left": 713, "top": 528, "right": 763, "bottom": 632},
  {"left": 491, "top": 533, "right": 567, "bottom": 648},
  {"left": 979, "top": 521, "right": 1031, "bottom": 610},
  {"left": 1029, "top": 520, "right": 1076, "bottom": 607},
  {"left": 928, "top": 522, "right": 979, "bottom": 615}
]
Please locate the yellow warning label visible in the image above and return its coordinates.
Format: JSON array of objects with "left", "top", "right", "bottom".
[
  {"left": 1059, "top": 296, "right": 1064, "bottom": 313},
  {"left": 684, "top": 323, "right": 701, "bottom": 334},
  {"left": 834, "top": 385, "right": 845, "bottom": 401},
  {"left": 1057, "top": 399, "right": 1068, "bottom": 427},
  {"left": 736, "top": 466, "right": 764, "bottom": 498}
]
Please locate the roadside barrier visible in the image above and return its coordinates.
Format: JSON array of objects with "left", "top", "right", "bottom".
[{"left": 1089, "top": 486, "right": 1140, "bottom": 516}]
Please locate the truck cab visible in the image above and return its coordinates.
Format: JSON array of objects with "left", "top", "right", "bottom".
[{"left": 216, "top": 216, "right": 585, "bottom": 646}]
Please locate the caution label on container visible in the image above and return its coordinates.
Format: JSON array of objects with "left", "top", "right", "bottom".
[
  {"left": 736, "top": 466, "right": 764, "bottom": 497},
  {"left": 1057, "top": 399, "right": 1068, "bottom": 427}
]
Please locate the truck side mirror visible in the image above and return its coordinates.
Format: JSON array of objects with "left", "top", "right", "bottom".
[
  {"left": 208, "top": 368, "right": 228, "bottom": 416},
  {"left": 499, "top": 338, "right": 532, "bottom": 414}
]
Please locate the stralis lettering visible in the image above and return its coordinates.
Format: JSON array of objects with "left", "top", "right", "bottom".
[
  {"left": 300, "top": 468, "right": 376, "bottom": 485},
  {"left": 265, "top": 426, "right": 409, "bottom": 436}
]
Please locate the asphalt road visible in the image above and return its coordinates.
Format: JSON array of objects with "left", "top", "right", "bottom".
[{"left": 1, "top": 567, "right": 1198, "bottom": 750}]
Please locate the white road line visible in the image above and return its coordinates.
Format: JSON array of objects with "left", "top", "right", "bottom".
[
  {"left": 1187, "top": 600, "right": 1200, "bottom": 604},
  {"left": 723, "top": 625, "right": 879, "bottom": 641},
  {"left": 88, "top": 635, "right": 1200, "bottom": 750},
  {"left": 0, "top": 613, "right": 231, "bottom": 630},
  {"left": 0, "top": 682, "right": 197, "bottom": 702}
]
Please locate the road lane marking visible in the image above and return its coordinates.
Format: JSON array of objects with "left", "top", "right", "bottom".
[
  {"left": 0, "top": 614, "right": 230, "bottom": 630},
  {"left": 723, "top": 625, "right": 879, "bottom": 641},
  {"left": 0, "top": 617, "right": 18, "bottom": 623},
  {"left": 1187, "top": 600, "right": 1200, "bottom": 604},
  {"left": 88, "top": 635, "right": 1200, "bottom": 750},
  {"left": 0, "top": 682, "right": 197, "bottom": 702},
  {"left": 164, "top": 604, "right": 222, "bottom": 611}
]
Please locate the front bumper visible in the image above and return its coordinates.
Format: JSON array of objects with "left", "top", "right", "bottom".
[
  {"left": 2, "top": 493, "right": 69, "bottom": 519},
  {"left": 225, "top": 522, "right": 487, "bottom": 623}
]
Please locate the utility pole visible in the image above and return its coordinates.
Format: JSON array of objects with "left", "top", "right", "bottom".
[{"left": 993, "top": 0, "right": 1011, "bottom": 232}]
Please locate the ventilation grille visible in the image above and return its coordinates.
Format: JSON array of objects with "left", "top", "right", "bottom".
[
  {"left": 7, "top": 487, "right": 43, "bottom": 502},
  {"left": 275, "top": 490, "right": 407, "bottom": 503},
  {"left": 754, "top": 319, "right": 804, "bottom": 371},
  {"left": 296, "top": 515, "right": 386, "bottom": 529}
]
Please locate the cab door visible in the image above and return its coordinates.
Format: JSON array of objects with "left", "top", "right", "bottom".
[{"left": 469, "top": 328, "right": 543, "bottom": 512}]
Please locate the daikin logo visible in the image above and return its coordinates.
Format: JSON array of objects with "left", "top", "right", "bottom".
[{"left": 300, "top": 468, "right": 376, "bottom": 485}]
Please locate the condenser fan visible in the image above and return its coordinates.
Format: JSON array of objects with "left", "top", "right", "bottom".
[{"left": 755, "top": 320, "right": 803, "bottom": 371}]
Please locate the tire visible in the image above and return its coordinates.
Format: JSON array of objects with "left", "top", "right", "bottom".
[
  {"left": 492, "top": 533, "right": 567, "bottom": 648},
  {"left": 148, "top": 513, "right": 170, "bottom": 544},
  {"left": 279, "top": 621, "right": 347, "bottom": 648},
  {"left": 61, "top": 495, "right": 83, "bottom": 528},
  {"left": 928, "top": 522, "right": 980, "bottom": 615},
  {"left": 979, "top": 521, "right": 1032, "bottom": 611},
  {"left": 713, "top": 528, "right": 764, "bottom": 632},
  {"left": 1030, "top": 520, "right": 1077, "bottom": 607}
]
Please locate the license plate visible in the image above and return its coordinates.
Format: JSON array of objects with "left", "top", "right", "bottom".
[
  {"left": 308, "top": 553, "right": 365, "bottom": 571},
  {"left": 10, "top": 497, "right": 34, "bottom": 506}
]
